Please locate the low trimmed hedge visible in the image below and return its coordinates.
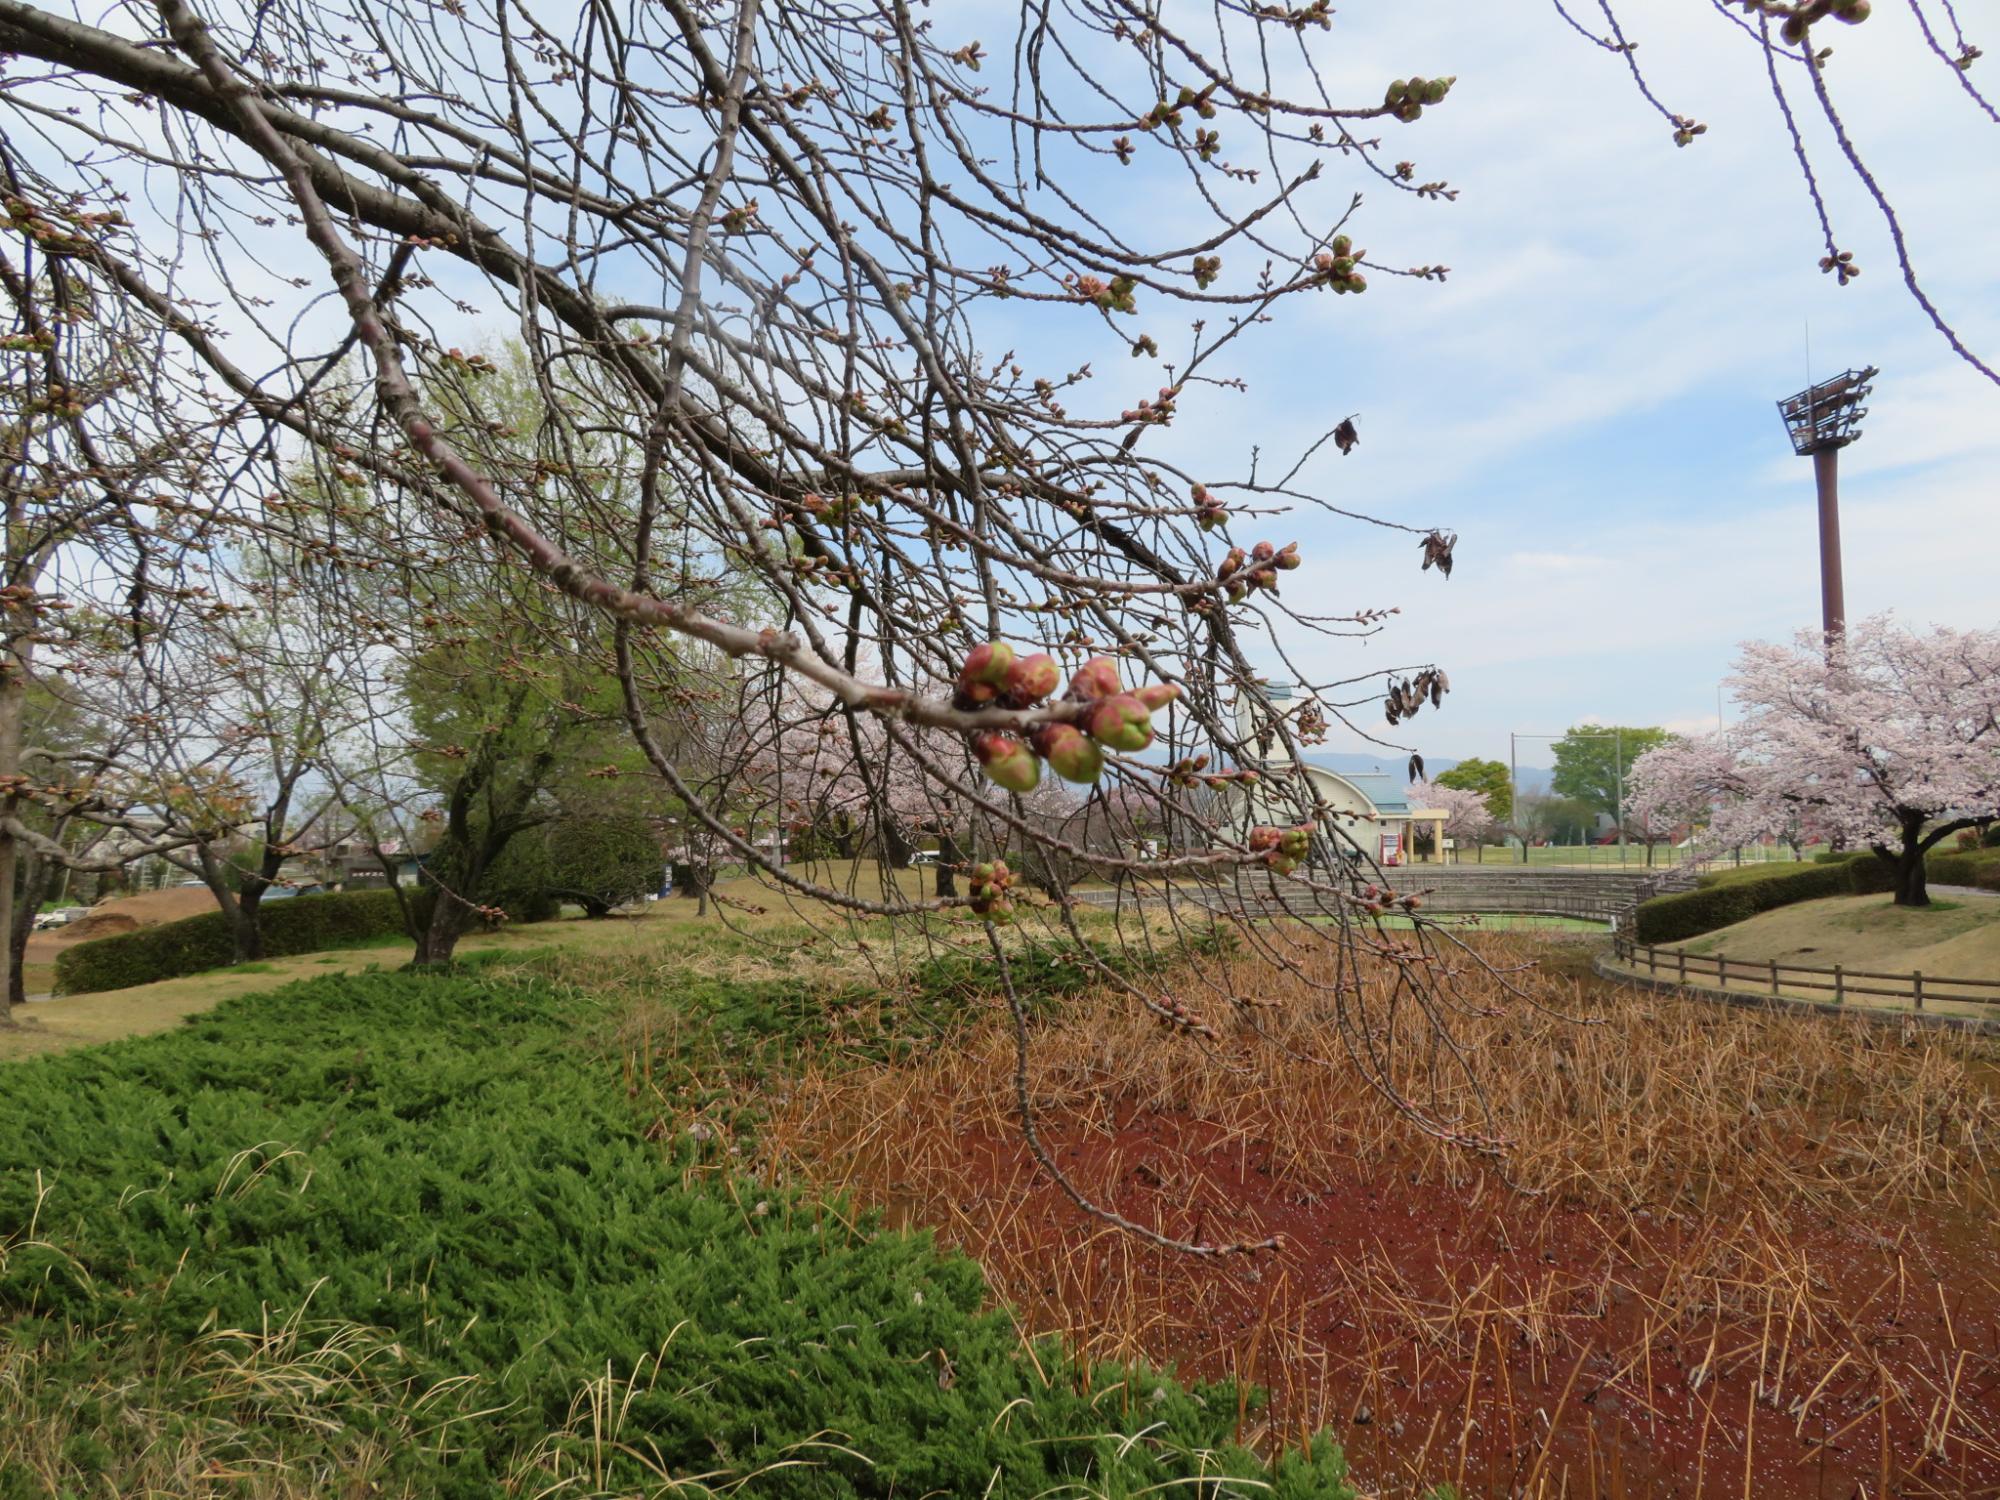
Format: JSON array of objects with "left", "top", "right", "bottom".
[
  {"left": 1930, "top": 847, "right": 2000, "bottom": 892},
  {"left": 1634, "top": 846, "right": 2000, "bottom": 943},
  {"left": 1632, "top": 860, "right": 1855, "bottom": 944},
  {"left": 54, "top": 888, "right": 409, "bottom": 995}
]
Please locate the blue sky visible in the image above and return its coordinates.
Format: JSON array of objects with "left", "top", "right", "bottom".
[
  {"left": 42, "top": 0, "right": 1988, "bottom": 776},
  {"left": 1050, "top": 0, "right": 2000, "bottom": 768}
]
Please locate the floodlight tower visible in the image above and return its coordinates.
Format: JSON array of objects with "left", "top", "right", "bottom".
[{"left": 1776, "top": 365, "right": 1877, "bottom": 645}]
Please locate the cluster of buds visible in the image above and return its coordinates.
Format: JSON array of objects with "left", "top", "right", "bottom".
[
  {"left": 1819, "top": 247, "right": 1859, "bottom": 285},
  {"left": 1193, "top": 255, "right": 1221, "bottom": 288},
  {"left": 1217, "top": 540, "right": 1301, "bottom": 600},
  {"left": 1064, "top": 655, "right": 1179, "bottom": 754},
  {"left": 1383, "top": 74, "right": 1453, "bottom": 122},
  {"left": 1253, "top": 0, "right": 1334, "bottom": 32},
  {"left": 1141, "top": 83, "right": 1218, "bottom": 131},
  {"left": 798, "top": 491, "right": 869, "bottom": 524},
  {"left": 1311, "top": 234, "right": 1367, "bottom": 294},
  {"left": 1075, "top": 273, "right": 1138, "bottom": 312},
  {"left": 1249, "top": 823, "right": 1314, "bottom": 876},
  {"left": 1191, "top": 483, "right": 1227, "bottom": 531},
  {"left": 1356, "top": 881, "right": 1424, "bottom": 916},
  {"left": 968, "top": 859, "right": 1017, "bottom": 920},
  {"left": 1167, "top": 753, "right": 1261, "bottom": 790},
  {"left": 960, "top": 646, "right": 1181, "bottom": 793},
  {"left": 4, "top": 195, "right": 116, "bottom": 257},
  {"left": 1121, "top": 385, "right": 1178, "bottom": 425},
  {"left": 1383, "top": 667, "right": 1449, "bottom": 728},
  {"left": 1668, "top": 113, "right": 1709, "bottom": 149},
  {"left": 1294, "top": 700, "right": 1328, "bottom": 743},
  {"left": 1778, "top": 0, "right": 1870, "bottom": 43}
]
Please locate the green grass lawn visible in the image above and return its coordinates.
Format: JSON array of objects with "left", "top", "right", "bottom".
[
  {"left": 1, "top": 950, "right": 1354, "bottom": 1499},
  {"left": 1671, "top": 893, "right": 2000, "bottom": 977}
]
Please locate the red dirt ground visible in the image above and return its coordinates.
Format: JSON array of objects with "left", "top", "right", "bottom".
[{"left": 902, "top": 1107, "right": 2000, "bottom": 1499}]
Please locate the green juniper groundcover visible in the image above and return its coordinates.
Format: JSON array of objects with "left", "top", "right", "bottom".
[{"left": 0, "top": 957, "right": 1357, "bottom": 1497}]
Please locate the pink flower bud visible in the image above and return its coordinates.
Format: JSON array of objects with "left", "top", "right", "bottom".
[
  {"left": 1031, "top": 722, "right": 1104, "bottom": 784},
  {"left": 1068, "top": 656, "right": 1122, "bottom": 701},
  {"left": 1087, "top": 694, "right": 1154, "bottom": 752},
  {"left": 958, "top": 641, "right": 1016, "bottom": 701},
  {"left": 1004, "top": 652, "right": 1060, "bottom": 706},
  {"left": 973, "top": 731, "right": 1041, "bottom": 792},
  {"left": 1248, "top": 826, "right": 1282, "bottom": 852},
  {"left": 1275, "top": 542, "right": 1301, "bottom": 570},
  {"left": 1134, "top": 682, "right": 1180, "bottom": 712}
]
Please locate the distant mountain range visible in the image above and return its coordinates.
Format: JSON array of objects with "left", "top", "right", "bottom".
[{"left": 1301, "top": 752, "right": 1553, "bottom": 797}]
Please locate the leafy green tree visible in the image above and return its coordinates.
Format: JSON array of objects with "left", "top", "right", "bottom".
[
  {"left": 543, "top": 815, "right": 663, "bottom": 917},
  {"left": 1550, "top": 726, "right": 1670, "bottom": 822},
  {"left": 1435, "top": 757, "right": 1512, "bottom": 824}
]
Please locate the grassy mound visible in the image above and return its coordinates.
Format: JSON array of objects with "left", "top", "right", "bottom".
[
  {"left": 0, "top": 959, "right": 1352, "bottom": 1499},
  {"left": 1632, "top": 849, "right": 2000, "bottom": 944},
  {"left": 1667, "top": 891, "right": 2000, "bottom": 978}
]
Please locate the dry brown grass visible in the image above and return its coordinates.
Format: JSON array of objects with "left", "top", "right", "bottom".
[
  {"left": 0, "top": 1313, "right": 478, "bottom": 1498},
  {"left": 744, "top": 932, "right": 2000, "bottom": 1498}
]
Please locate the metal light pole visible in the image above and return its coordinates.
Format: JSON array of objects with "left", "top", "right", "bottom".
[{"left": 1776, "top": 366, "right": 1876, "bottom": 646}]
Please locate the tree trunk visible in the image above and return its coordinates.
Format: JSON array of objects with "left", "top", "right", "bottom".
[
  {"left": 413, "top": 891, "right": 468, "bottom": 966},
  {"left": 934, "top": 827, "right": 963, "bottom": 898},
  {"left": 1893, "top": 843, "right": 1928, "bottom": 907},
  {"left": 881, "top": 819, "right": 913, "bottom": 870},
  {"left": 9, "top": 850, "right": 52, "bottom": 1009},
  {"left": 231, "top": 901, "right": 266, "bottom": 961}
]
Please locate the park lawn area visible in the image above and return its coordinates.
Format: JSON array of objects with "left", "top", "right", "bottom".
[
  {"left": 1671, "top": 891, "right": 2000, "bottom": 978},
  {"left": 1, "top": 951, "right": 1349, "bottom": 1499},
  {"left": 0, "top": 903, "right": 815, "bottom": 1063},
  {"left": 0, "top": 877, "right": 1168, "bottom": 1063}
]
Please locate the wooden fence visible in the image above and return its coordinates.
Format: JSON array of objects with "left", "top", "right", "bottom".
[{"left": 1610, "top": 933, "right": 2000, "bottom": 1010}]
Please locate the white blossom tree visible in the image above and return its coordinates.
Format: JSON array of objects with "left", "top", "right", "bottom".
[
  {"left": 1626, "top": 619, "right": 2000, "bottom": 906},
  {"left": 1408, "top": 780, "right": 1495, "bottom": 863}
]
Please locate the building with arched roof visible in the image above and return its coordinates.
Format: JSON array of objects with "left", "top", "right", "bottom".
[{"left": 1228, "top": 683, "right": 1446, "bottom": 866}]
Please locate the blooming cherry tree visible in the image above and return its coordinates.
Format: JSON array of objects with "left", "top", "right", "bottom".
[
  {"left": 1627, "top": 619, "right": 2000, "bottom": 905},
  {"left": 1409, "top": 780, "right": 1496, "bottom": 861}
]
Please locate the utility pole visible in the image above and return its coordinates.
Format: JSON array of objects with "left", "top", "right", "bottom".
[
  {"left": 1776, "top": 366, "right": 1876, "bottom": 648},
  {"left": 1615, "top": 727, "right": 1625, "bottom": 866},
  {"left": 1510, "top": 733, "right": 1521, "bottom": 865}
]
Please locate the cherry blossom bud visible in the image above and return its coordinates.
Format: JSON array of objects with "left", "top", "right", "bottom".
[
  {"left": 1134, "top": 682, "right": 1180, "bottom": 711},
  {"left": 1004, "top": 651, "right": 1060, "bottom": 705},
  {"left": 973, "top": 731, "right": 1041, "bottom": 792},
  {"left": 1031, "top": 722, "right": 1104, "bottom": 784},
  {"left": 1087, "top": 694, "right": 1154, "bottom": 752},
  {"left": 958, "top": 641, "right": 1016, "bottom": 702},
  {"left": 1068, "top": 656, "right": 1122, "bottom": 701}
]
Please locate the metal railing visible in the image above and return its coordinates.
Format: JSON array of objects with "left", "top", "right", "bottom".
[{"left": 1610, "top": 933, "right": 2000, "bottom": 1010}]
